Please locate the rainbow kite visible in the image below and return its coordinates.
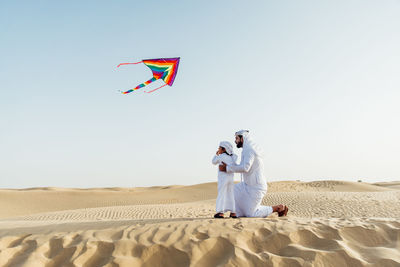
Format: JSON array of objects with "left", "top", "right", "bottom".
[{"left": 117, "top": 57, "right": 180, "bottom": 94}]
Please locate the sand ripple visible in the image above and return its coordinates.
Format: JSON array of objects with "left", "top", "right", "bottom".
[
  {"left": 0, "top": 218, "right": 399, "bottom": 267},
  {"left": 2, "top": 191, "right": 400, "bottom": 222}
]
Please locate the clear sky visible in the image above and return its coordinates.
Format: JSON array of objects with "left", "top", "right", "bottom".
[{"left": 1, "top": 0, "right": 399, "bottom": 188}]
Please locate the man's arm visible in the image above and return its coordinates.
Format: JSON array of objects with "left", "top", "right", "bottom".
[{"left": 226, "top": 150, "right": 255, "bottom": 173}]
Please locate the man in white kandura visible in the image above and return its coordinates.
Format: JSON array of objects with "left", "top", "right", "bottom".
[{"left": 219, "top": 130, "right": 288, "bottom": 218}]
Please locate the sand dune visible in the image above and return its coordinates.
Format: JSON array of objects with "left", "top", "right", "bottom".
[
  {"left": 0, "top": 181, "right": 392, "bottom": 220},
  {"left": 373, "top": 181, "right": 400, "bottom": 190},
  {"left": 1, "top": 218, "right": 399, "bottom": 267},
  {"left": 0, "top": 181, "right": 399, "bottom": 266},
  {"left": 0, "top": 182, "right": 217, "bottom": 219}
]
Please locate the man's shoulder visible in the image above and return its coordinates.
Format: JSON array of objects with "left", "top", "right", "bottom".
[{"left": 243, "top": 146, "right": 256, "bottom": 154}]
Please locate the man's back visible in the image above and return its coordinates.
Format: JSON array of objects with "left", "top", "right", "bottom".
[{"left": 241, "top": 146, "right": 267, "bottom": 188}]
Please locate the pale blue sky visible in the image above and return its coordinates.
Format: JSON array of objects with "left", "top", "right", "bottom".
[{"left": 1, "top": 0, "right": 399, "bottom": 188}]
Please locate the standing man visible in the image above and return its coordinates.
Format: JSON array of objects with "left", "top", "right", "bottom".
[{"left": 219, "top": 130, "right": 288, "bottom": 217}]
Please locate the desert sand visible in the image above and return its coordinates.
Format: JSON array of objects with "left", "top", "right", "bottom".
[{"left": 0, "top": 180, "right": 399, "bottom": 267}]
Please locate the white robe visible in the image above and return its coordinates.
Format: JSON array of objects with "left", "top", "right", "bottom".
[
  {"left": 225, "top": 133, "right": 273, "bottom": 217},
  {"left": 233, "top": 182, "right": 273, "bottom": 217},
  {"left": 212, "top": 153, "right": 237, "bottom": 213}
]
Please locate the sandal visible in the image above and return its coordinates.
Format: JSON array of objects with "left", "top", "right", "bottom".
[
  {"left": 214, "top": 213, "right": 224, "bottom": 219},
  {"left": 278, "top": 206, "right": 289, "bottom": 217},
  {"left": 229, "top": 212, "right": 238, "bottom": 218}
]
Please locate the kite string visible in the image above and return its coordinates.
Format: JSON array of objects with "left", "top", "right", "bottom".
[
  {"left": 144, "top": 84, "right": 167, "bottom": 93},
  {"left": 117, "top": 61, "right": 142, "bottom": 68}
]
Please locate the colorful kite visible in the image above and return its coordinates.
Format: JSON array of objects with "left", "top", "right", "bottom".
[{"left": 117, "top": 57, "right": 180, "bottom": 94}]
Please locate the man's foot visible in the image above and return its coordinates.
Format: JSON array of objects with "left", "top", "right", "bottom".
[
  {"left": 229, "top": 212, "right": 238, "bottom": 218},
  {"left": 214, "top": 213, "right": 224, "bottom": 219},
  {"left": 272, "top": 204, "right": 289, "bottom": 217},
  {"left": 278, "top": 205, "right": 289, "bottom": 217}
]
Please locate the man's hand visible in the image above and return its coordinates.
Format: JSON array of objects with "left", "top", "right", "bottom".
[{"left": 219, "top": 162, "right": 227, "bottom": 172}]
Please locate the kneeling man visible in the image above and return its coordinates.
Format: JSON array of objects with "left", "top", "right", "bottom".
[{"left": 219, "top": 130, "right": 288, "bottom": 217}]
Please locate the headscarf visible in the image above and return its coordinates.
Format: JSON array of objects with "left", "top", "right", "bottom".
[
  {"left": 235, "top": 129, "right": 263, "bottom": 156},
  {"left": 219, "top": 141, "right": 233, "bottom": 155}
]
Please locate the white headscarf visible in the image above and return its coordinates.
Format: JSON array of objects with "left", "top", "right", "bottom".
[
  {"left": 219, "top": 141, "right": 233, "bottom": 155},
  {"left": 235, "top": 129, "right": 263, "bottom": 156}
]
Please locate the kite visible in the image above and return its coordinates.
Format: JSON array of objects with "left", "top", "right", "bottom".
[{"left": 117, "top": 57, "right": 180, "bottom": 94}]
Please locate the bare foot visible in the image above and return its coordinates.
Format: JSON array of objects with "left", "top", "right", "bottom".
[
  {"left": 272, "top": 204, "right": 288, "bottom": 216},
  {"left": 272, "top": 204, "right": 285, "bottom": 213},
  {"left": 278, "top": 205, "right": 288, "bottom": 217}
]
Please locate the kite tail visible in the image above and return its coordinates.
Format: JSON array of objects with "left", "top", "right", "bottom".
[
  {"left": 121, "top": 77, "right": 158, "bottom": 94},
  {"left": 144, "top": 84, "right": 167, "bottom": 93},
  {"left": 117, "top": 61, "right": 142, "bottom": 68}
]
